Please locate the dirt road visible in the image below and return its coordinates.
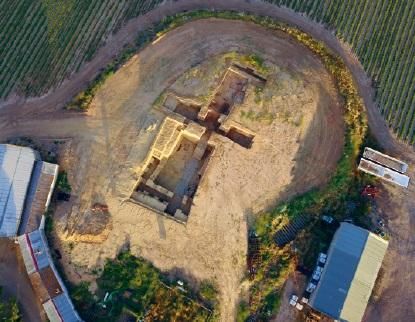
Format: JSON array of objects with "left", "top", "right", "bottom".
[
  {"left": 0, "top": 0, "right": 399, "bottom": 154},
  {"left": 0, "top": 1, "right": 414, "bottom": 321}
]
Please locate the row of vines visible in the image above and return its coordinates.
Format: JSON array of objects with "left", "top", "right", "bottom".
[
  {"left": 0, "top": 0, "right": 162, "bottom": 99},
  {"left": 265, "top": 0, "right": 415, "bottom": 143},
  {"left": 1, "top": 0, "right": 414, "bottom": 144}
]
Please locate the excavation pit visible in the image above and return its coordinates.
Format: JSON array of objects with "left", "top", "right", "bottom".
[
  {"left": 52, "top": 20, "right": 346, "bottom": 321},
  {"left": 131, "top": 64, "right": 265, "bottom": 221},
  {"left": 131, "top": 117, "right": 215, "bottom": 222},
  {"left": 226, "top": 127, "right": 254, "bottom": 149}
]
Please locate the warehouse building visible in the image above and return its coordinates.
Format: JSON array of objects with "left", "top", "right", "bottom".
[
  {"left": 0, "top": 144, "right": 59, "bottom": 236},
  {"left": 0, "top": 145, "right": 38, "bottom": 236},
  {"left": 0, "top": 144, "right": 82, "bottom": 321},
  {"left": 309, "top": 223, "right": 388, "bottom": 322}
]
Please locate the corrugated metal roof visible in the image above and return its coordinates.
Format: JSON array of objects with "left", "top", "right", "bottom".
[
  {"left": 363, "top": 147, "right": 408, "bottom": 173},
  {"left": 53, "top": 293, "right": 82, "bottom": 322},
  {"left": 27, "top": 229, "right": 50, "bottom": 271},
  {"left": 358, "top": 158, "right": 410, "bottom": 188},
  {"left": 309, "top": 223, "right": 388, "bottom": 322},
  {"left": 17, "top": 234, "right": 37, "bottom": 274},
  {"left": 19, "top": 161, "right": 59, "bottom": 234},
  {"left": 0, "top": 144, "right": 37, "bottom": 236},
  {"left": 341, "top": 232, "right": 388, "bottom": 321},
  {"left": 19, "top": 228, "right": 83, "bottom": 321}
]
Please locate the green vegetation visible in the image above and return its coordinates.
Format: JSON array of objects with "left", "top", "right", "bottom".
[
  {"left": 70, "top": 252, "right": 218, "bottom": 322},
  {"left": 0, "top": 0, "right": 163, "bottom": 98},
  {"left": 0, "top": 288, "right": 21, "bottom": 322},
  {"left": 263, "top": 0, "right": 415, "bottom": 142},
  {"left": 56, "top": 171, "right": 72, "bottom": 193},
  {"left": 44, "top": 208, "right": 54, "bottom": 236},
  {"left": 236, "top": 301, "right": 251, "bottom": 322},
  {"left": 242, "top": 54, "right": 269, "bottom": 74},
  {"left": 2, "top": 1, "right": 414, "bottom": 143},
  {"left": 240, "top": 110, "right": 275, "bottom": 124}
]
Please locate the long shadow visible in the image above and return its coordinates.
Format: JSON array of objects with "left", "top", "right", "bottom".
[
  {"left": 247, "top": 82, "right": 345, "bottom": 223},
  {"left": 157, "top": 215, "right": 167, "bottom": 240}
]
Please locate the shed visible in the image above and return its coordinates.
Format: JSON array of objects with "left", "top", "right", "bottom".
[
  {"left": 309, "top": 223, "right": 388, "bottom": 322},
  {"left": 0, "top": 144, "right": 38, "bottom": 236}
]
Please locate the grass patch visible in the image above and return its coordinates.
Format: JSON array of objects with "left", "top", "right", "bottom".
[
  {"left": 236, "top": 301, "right": 250, "bottom": 322},
  {"left": 70, "top": 252, "right": 218, "bottom": 322},
  {"left": 242, "top": 54, "right": 269, "bottom": 74}
]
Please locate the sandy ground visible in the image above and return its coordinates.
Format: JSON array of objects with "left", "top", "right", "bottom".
[
  {"left": 0, "top": 19, "right": 343, "bottom": 321},
  {"left": 272, "top": 272, "right": 306, "bottom": 322},
  {"left": 0, "top": 1, "right": 413, "bottom": 321},
  {"left": 57, "top": 20, "right": 343, "bottom": 321}
]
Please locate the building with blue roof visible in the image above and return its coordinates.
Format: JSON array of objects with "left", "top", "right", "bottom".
[{"left": 309, "top": 223, "right": 388, "bottom": 322}]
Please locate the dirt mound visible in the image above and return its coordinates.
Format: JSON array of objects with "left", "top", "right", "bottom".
[{"left": 64, "top": 208, "right": 112, "bottom": 244}]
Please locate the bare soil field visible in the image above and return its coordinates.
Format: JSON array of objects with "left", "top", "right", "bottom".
[{"left": 0, "top": 19, "right": 343, "bottom": 320}]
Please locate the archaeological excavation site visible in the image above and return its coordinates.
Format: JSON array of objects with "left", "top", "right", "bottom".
[
  {"left": 3, "top": 12, "right": 384, "bottom": 322},
  {"left": 130, "top": 64, "right": 263, "bottom": 222},
  {"left": 49, "top": 27, "right": 344, "bottom": 320},
  {"left": 3, "top": 1, "right": 415, "bottom": 321}
]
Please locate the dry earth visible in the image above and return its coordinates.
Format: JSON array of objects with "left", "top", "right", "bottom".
[
  {"left": 0, "top": 1, "right": 413, "bottom": 321},
  {"left": 55, "top": 20, "right": 343, "bottom": 321},
  {"left": 0, "top": 19, "right": 344, "bottom": 321}
]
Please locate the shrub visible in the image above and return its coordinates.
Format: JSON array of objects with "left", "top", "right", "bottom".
[
  {"left": 56, "top": 171, "right": 71, "bottom": 193},
  {"left": 71, "top": 252, "right": 217, "bottom": 322},
  {"left": 0, "top": 287, "right": 21, "bottom": 322},
  {"left": 236, "top": 301, "right": 250, "bottom": 322}
]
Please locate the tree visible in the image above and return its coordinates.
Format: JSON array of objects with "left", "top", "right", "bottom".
[{"left": 0, "top": 287, "right": 21, "bottom": 322}]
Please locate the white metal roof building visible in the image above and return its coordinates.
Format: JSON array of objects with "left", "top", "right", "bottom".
[
  {"left": 0, "top": 144, "right": 38, "bottom": 236},
  {"left": 0, "top": 144, "right": 81, "bottom": 321},
  {"left": 309, "top": 223, "right": 388, "bottom": 322},
  {"left": 358, "top": 158, "right": 410, "bottom": 188}
]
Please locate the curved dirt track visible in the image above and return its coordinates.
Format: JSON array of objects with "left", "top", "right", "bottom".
[
  {"left": 0, "top": 1, "right": 414, "bottom": 322},
  {"left": 0, "top": 0, "right": 406, "bottom": 157}
]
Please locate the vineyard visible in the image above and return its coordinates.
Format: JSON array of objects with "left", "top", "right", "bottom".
[
  {"left": 264, "top": 0, "right": 415, "bottom": 143},
  {"left": 0, "top": 0, "right": 414, "bottom": 140},
  {"left": 0, "top": 0, "right": 162, "bottom": 98}
]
